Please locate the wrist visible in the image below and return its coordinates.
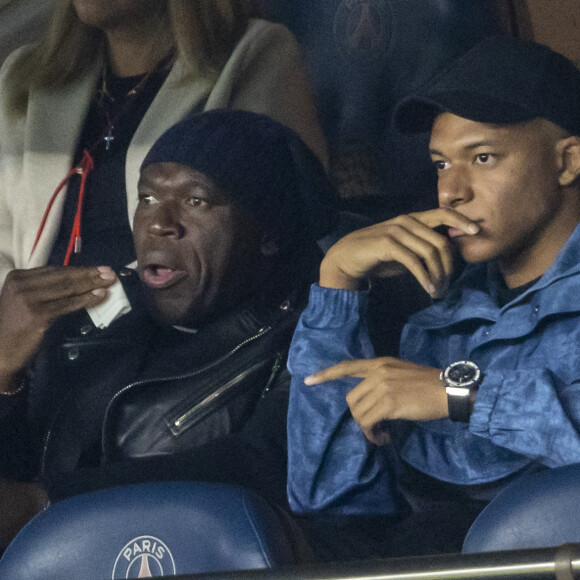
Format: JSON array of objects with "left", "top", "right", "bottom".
[
  {"left": 435, "top": 375, "right": 451, "bottom": 418},
  {"left": 319, "top": 258, "right": 360, "bottom": 290},
  {"left": 0, "top": 370, "right": 27, "bottom": 397},
  {"left": 440, "top": 360, "right": 482, "bottom": 422}
]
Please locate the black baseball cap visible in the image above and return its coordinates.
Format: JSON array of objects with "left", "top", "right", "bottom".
[{"left": 395, "top": 36, "right": 580, "bottom": 136}]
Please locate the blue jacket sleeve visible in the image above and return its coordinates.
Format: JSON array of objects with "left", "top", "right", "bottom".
[
  {"left": 286, "top": 284, "right": 399, "bottom": 515},
  {"left": 470, "top": 369, "right": 580, "bottom": 467}
]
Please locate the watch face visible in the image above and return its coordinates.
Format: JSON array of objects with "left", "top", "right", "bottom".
[{"left": 445, "top": 361, "right": 480, "bottom": 387}]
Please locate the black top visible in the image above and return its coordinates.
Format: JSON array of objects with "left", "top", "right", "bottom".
[{"left": 496, "top": 276, "right": 540, "bottom": 308}]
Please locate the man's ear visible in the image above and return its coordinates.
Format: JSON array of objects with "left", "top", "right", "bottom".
[
  {"left": 557, "top": 136, "right": 580, "bottom": 186},
  {"left": 260, "top": 234, "right": 279, "bottom": 257}
]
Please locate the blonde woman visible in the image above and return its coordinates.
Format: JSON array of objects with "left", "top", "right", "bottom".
[{"left": 0, "top": 0, "right": 327, "bottom": 285}]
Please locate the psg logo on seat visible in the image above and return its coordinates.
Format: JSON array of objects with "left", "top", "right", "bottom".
[{"left": 112, "top": 535, "right": 176, "bottom": 578}]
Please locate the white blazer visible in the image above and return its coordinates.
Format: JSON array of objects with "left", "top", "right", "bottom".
[{"left": 0, "top": 19, "right": 327, "bottom": 285}]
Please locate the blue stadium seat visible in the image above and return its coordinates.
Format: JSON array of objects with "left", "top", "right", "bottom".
[
  {"left": 0, "top": 482, "right": 304, "bottom": 579},
  {"left": 463, "top": 464, "right": 580, "bottom": 553}
]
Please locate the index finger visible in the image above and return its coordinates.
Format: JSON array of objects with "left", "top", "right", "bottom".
[
  {"left": 304, "top": 358, "right": 387, "bottom": 385},
  {"left": 410, "top": 208, "right": 480, "bottom": 234},
  {"left": 10, "top": 266, "right": 117, "bottom": 303}
]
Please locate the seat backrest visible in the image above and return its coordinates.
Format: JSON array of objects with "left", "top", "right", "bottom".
[
  {"left": 463, "top": 464, "right": 580, "bottom": 553},
  {"left": 0, "top": 482, "right": 300, "bottom": 579},
  {"left": 262, "top": 0, "right": 516, "bottom": 217}
]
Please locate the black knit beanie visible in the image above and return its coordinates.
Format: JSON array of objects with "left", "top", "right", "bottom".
[{"left": 141, "top": 109, "right": 338, "bottom": 251}]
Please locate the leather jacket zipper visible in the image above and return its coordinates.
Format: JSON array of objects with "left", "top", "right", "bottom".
[
  {"left": 170, "top": 351, "right": 284, "bottom": 435},
  {"left": 40, "top": 429, "right": 53, "bottom": 477},
  {"left": 261, "top": 352, "right": 282, "bottom": 397},
  {"left": 170, "top": 357, "right": 272, "bottom": 436},
  {"left": 99, "top": 324, "right": 273, "bottom": 455}
]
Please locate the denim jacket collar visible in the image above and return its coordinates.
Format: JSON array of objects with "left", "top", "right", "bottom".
[{"left": 410, "top": 222, "right": 580, "bottom": 331}]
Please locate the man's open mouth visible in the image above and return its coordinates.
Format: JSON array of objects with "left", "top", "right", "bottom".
[{"left": 142, "top": 265, "right": 187, "bottom": 289}]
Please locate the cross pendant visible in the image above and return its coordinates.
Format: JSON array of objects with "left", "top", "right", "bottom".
[{"left": 104, "top": 127, "right": 115, "bottom": 151}]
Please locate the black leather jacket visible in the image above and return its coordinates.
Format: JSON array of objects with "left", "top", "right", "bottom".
[
  {"left": 0, "top": 270, "right": 302, "bottom": 506},
  {"left": 101, "top": 293, "right": 298, "bottom": 463}
]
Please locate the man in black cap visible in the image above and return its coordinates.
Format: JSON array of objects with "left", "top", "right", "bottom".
[
  {"left": 0, "top": 110, "right": 336, "bottom": 549},
  {"left": 286, "top": 37, "right": 580, "bottom": 557}
]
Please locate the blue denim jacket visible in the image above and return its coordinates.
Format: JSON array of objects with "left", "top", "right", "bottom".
[{"left": 287, "top": 224, "right": 580, "bottom": 515}]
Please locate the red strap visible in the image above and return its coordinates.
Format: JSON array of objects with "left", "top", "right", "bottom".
[
  {"left": 63, "top": 150, "right": 94, "bottom": 265},
  {"left": 30, "top": 149, "right": 95, "bottom": 266}
]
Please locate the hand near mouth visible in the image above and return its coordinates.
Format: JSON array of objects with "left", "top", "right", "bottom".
[
  {"left": 320, "top": 208, "right": 479, "bottom": 298},
  {"left": 0, "top": 266, "right": 117, "bottom": 394},
  {"left": 447, "top": 220, "right": 481, "bottom": 239}
]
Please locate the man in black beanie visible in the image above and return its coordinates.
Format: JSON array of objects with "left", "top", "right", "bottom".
[
  {"left": 0, "top": 110, "right": 337, "bottom": 549},
  {"left": 286, "top": 37, "right": 580, "bottom": 557}
]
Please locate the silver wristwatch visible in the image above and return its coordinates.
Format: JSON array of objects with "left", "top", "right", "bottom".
[{"left": 440, "top": 360, "right": 482, "bottom": 422}]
